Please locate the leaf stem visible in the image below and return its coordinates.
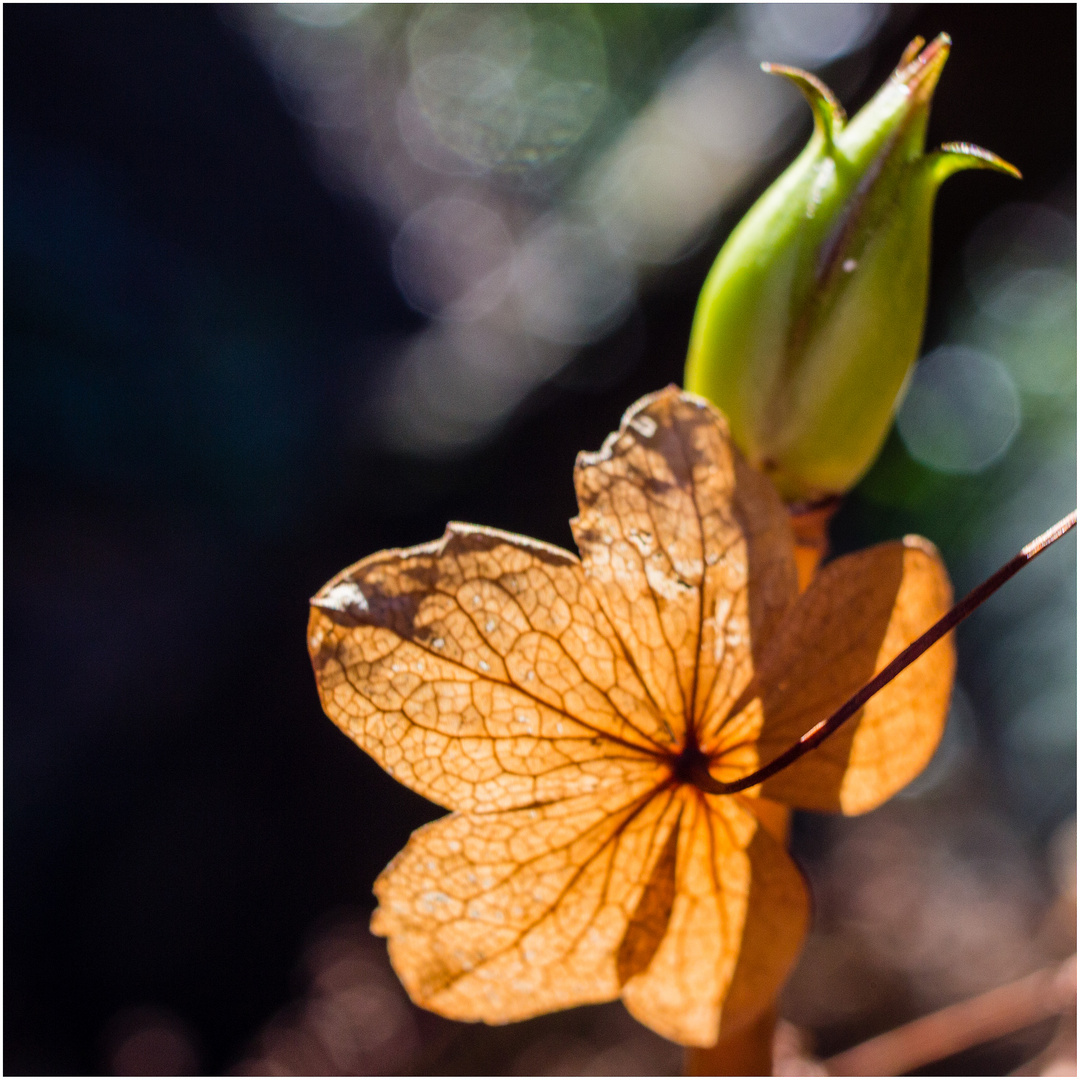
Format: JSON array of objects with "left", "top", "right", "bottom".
[{"left": 701, "top": 510, "right": 1077, "bottom": 796}]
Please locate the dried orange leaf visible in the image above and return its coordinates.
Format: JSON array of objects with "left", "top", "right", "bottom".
[
  {"left": 571, "top": 391, "right": 798, "bottom": 738},
  {"left": 752, "top": 537, "right": 955, "bottom": 814},
  {"left": 308, "top": 525, "right": 669, "bottom": 813},
  {"left": 371, "top": 781, "right": 679, "bottom": 1023},
  {"left": 619, "top": 794, "right": 808, "bottom": 1045},
  {"left": 308, "top": 386, "right": 955, "bottom": 1046}
]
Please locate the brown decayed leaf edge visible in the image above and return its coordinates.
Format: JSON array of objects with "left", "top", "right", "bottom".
[{"left": 307, "top": 386, "right": 955, "bottom": 1047}]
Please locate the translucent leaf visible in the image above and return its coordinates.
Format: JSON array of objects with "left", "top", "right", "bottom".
[{"left": 309, "top": 386, "right": 954, "bottom": 1045}]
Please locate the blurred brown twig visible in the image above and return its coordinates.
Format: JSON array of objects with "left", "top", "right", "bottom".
[{"left": 821, "top": 954, "right": 1076, "bottom": 1076}]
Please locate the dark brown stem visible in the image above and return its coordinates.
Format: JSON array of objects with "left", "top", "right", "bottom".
[{"left": 698, "top": 510, "right": 1077, "bottom": 797}]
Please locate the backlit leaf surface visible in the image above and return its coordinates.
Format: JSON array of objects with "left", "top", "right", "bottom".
[{"left": 309, "top": 387, "right": 955, "bottom": 1046}]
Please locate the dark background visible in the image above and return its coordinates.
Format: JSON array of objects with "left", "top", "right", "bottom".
[{"left": 5, "top": 4, "right": 1075, "bottom": 1074}]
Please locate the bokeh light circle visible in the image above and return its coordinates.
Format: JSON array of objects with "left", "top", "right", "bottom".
[
  {"left": 736, "top": 3, "right": 888, "bottom": 66},
  {"left": 896, "top": 345, "right": 1021, "bottom": 473},
  {"left": 391, "top": 196, "right": 513, "bottom": 320},
  {"left": 406, "top": 5, "right": 607, "bottom": 173},
  {"left": 963, "top": 202, "right": 1077, "bottom": 396},
  {"left": 512, "top": 221, "right": 635, "bottom": 345}
]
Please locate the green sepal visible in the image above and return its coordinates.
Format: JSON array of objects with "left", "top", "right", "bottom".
[
  {"left": 927, "top": 142, "right": 1022, "bottom": 184},
  {"left": 761, "top": 62, "right": 846, "bottom": 149}
]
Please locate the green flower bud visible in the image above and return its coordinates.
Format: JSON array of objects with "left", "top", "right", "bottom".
[{"left": 684, "top": 35, "right": 1019, "bottom": 503}]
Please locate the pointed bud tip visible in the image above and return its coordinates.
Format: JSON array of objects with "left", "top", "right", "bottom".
[
  {"left": 898, "top": 32, "right": 952, "bottom": 102},
  {"left": 898, "top": 36, "right": 926, "bottom": 67}
]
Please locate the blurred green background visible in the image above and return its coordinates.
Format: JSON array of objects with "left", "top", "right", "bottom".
[{"left": 5, "top": 4, "right": 1074, "bottom": 1074}]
